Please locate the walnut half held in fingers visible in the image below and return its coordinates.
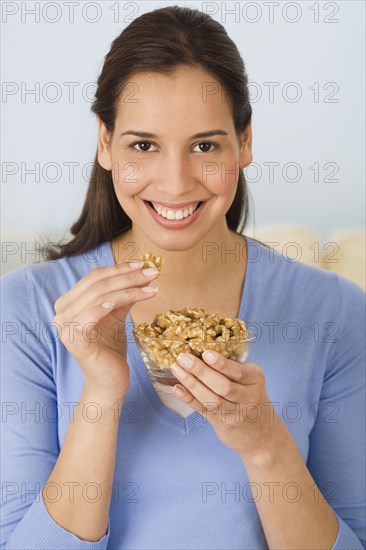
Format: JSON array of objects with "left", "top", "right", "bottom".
[{"left": 139, "top": 251, "right": 164, "bottom": 273}]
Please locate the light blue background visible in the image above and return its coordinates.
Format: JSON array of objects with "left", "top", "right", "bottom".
[{"left": 2, "top": 1, "right": 365, "bottom": 242}]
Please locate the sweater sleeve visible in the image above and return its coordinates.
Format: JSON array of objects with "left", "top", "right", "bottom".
[
  {"left": 306, "top": 275, "right": 366, "bottom": 550},
  {"left": 0, "top": 267, "right": 110, "bottom": 549}
]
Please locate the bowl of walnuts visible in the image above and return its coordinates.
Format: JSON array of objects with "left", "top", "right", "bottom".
[
  {"left": 133, "top": 251, "right": 255, "bottom": 386},
  {"left": 133, "top": 306, "right": 256, "bottom": 386}
]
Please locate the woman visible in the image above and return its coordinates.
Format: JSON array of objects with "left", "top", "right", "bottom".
[{"left": 1, "top": 6, "right": 365, "bottom": 549}]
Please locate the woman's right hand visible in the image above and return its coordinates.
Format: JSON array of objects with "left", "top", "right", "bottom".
[{"left": 53, "top": 261, "right": 159, "bottom": 401}]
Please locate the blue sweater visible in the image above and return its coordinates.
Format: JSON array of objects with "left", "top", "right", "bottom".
[{"left": 1, "top": 236, "right": 365, "bottom": 549}]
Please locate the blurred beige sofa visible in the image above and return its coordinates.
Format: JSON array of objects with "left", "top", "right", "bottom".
[
  {"left": 1, "top": 225, "right": 365, "bottom": 291},
  {"left": 246, "top": 224, "right": 365, "bottom": 291}
]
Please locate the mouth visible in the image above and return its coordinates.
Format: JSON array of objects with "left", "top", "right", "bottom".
[
  {"left": 144, "top": 200, "right": 204, "bottom": 220},
  {"left": 143, "top": 199, "right": 208, "bottom": 229}
]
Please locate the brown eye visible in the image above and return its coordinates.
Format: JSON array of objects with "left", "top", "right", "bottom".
[
  {"left": 194, "top": 142, "right": 217, "bottom": 153},
  {"left": 131, "top": 141, "right": 155, "bottom": 152}
]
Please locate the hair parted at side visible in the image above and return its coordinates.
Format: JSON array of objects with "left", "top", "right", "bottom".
[{"left": 41, "top": 5, "right": 258, "bottom": 261}]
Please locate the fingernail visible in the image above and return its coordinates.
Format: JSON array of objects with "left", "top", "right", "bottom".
[
  {"left": 172, "top": 385, "right": 185, "bottom": 397},
  {"left": 128, "top": 261, "right": 144, "bottom": 267},
  {"left": 101, "top": 300, "right": 114, "bottom": 309},
  {"left": 142, "top": 267, "right": 158, "bottom": 277},
  {"left": 171, "top": 363, "right": 187, "bottom": 379},
  {"left": 141, "top": 286, "right": 158, "bottom": 293},
  {"left": 177, "top": 353, "right": 194, "bottom": 368},
  {"left": 202, "top": 350, "right": 217, "bottom": 364}
]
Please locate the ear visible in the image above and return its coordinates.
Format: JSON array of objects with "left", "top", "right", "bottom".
[
  {"left": 97, "top": 115, "right": 112, "bottom": 170},
  {"left": 239, "top": 123, "right": 253, "bottom": 169}
]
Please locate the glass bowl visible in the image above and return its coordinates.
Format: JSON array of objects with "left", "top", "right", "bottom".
[{"left": 133, "top": 330, "right": 256, "bottom": 387}]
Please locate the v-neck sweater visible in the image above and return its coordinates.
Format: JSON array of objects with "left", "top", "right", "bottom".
[{"left": 1, "top": 236, "right": 365, "bottom": 549}]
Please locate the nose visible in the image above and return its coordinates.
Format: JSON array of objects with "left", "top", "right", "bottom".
[{"left": 155, "top": 151, "right": 196, "bottom": 197}]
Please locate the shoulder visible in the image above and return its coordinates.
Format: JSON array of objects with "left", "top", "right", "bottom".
[
  {"left": 1, "top": 240, "right": 112, "bottom": 314},
  {"left": 1, "top": 266, "right": 33, "bottom": 319},
  {"left": 246, "top": 235, "right": 365, "bottom": 307},
  {"left": 246, "top": 236, "right": 365, "bottom": 359}
]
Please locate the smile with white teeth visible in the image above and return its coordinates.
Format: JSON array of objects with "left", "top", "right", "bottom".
[{"left": 150, "top": 201, "right": 200, "bottom": 220}]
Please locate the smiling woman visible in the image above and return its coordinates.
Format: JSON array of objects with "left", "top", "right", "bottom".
[
  {"left": 41, "top": 15, "right": 255, "bottom": 261},
  {"left": 95, "top": 64, "right": 250, "bottom": 250},
  {"left": 1, "top": 5, "right": 365, "bottom": 550}
]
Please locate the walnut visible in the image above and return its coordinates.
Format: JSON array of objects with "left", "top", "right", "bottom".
[
  {"left": 139, "top": 251, "right": 164, "bottom": 272},
  {"left": 134, "top": 305, "right": 252, "bottom": 371}
]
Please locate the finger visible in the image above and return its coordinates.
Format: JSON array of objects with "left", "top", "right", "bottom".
[
  {"left": 56, "top": 285, "right": 159, "bottom": 339},
  {"left": 57, "top": 264, "right": 159, "bottom": 318},
  {"left": 171, "top": 362, "right": 227, "bottom": 410},
  {"left": 76, "top": 283, "right": 159, "bottom": 326},
  {"left": 172, "top": 385, "right": 209, "bottom": 416},
  {"left": 201, "top": 350, "right": 262, "bottom": 386},
  {"left": 176, "top": 353, "right": 243, "bottom": 402},
  {"left": 54, "top": 261, "right": 146, "bottom": 313}
]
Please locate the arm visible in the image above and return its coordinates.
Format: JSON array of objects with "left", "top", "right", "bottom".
[
  {"left": 41, "top": 383, "right": 123, "bottom": 542},
  {"left": 240, "top": 275, "right": 365, "bottom": 549},
  {"left": 0, "top": 267, "right": 114, "bottom": 548},
  {"left": 240, "top": 416, "right": 340, "bottom": 549},
  {"left": 171, "top": 273, "right": 365, "bottom": 549}
]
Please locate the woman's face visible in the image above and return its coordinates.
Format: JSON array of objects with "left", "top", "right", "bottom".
[{"left": 97, "top": 65, "right": 252, "bottom": 251}]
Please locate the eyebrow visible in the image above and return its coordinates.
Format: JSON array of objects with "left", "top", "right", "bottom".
[{"left": 120, "top": 129, "right": 229, "bottom": 139}]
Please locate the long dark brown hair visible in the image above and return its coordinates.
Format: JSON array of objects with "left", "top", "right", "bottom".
[{"left": 40, "top": 5, "right": 262, "bottom": 261}]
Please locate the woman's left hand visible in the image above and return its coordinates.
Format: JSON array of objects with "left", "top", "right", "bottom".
[{"left": 171, "top": 350, "right": 279, "bottom": 460}]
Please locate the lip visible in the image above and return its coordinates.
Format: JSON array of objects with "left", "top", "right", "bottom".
[
  {"left": 145, "top": 200, "right": 203, "bottom": 209},
  {"left": 144, "top": 200, "right": 208, "bottom": 229}
]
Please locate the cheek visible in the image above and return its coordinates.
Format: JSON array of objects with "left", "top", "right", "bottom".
[
  {"left": 202, "top": 159, "right": 240, "bottom": 197},
  {"left": 110, "top": 151, "right": 240, "bottom": 198},
  {"left": 111, "top": 159, "right": 148, "bottom": 197}
]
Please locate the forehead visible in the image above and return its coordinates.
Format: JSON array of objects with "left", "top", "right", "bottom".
[{"left": 116, "top": 65, "right": 233, "bottom": 130}]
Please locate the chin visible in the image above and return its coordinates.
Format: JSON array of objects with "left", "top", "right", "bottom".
[{"left": 146, "top": 234, "right": 199, "bottom": 252}]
